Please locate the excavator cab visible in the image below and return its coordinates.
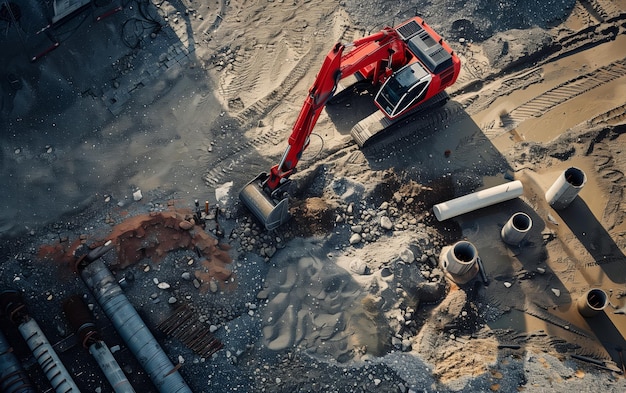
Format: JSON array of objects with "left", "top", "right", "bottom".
[{"left": 375, "top": 62, "right": 432, "bottom": 118}]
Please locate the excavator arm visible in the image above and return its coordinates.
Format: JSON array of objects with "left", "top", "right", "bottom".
[
  {"left": 265, "top": 28, "right": 409, "bottom": 191},
  {"left": 265, "top": 43, "right": 345, "bottom": 191}
]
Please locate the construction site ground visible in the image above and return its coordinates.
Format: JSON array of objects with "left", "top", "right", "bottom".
[{"left": 1, "top": 0, "right": 626, "bottom": 392}]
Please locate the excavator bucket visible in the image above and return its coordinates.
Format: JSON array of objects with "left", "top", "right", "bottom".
[{"left": 239, "top": 173, "right": 290, "bottom": 230}]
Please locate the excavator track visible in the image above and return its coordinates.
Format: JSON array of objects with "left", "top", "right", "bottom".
[{"left": 350, "top": 91, "right": 450, "bottom": 148}]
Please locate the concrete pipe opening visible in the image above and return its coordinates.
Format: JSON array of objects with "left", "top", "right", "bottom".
[
  {"left": 501, "top": 212, "right": 533, "bottom": 246},
  {"left": 453, "top": 242, "right": 476, "bottom": 262},
  {"left": 441, "top": 241, "right": 477, "bottom": 276},
  {"left": 512, "top": 213, "right": 531, "bottom": 231},
  {"left": 577, "top": 288, "right": 608, "bottom": 318},
  {"left": 545, "top": 167, "right": 587, "bottom": 209},
  {"left": 565, "top": 167, "right": 585, "bottom": 187}
]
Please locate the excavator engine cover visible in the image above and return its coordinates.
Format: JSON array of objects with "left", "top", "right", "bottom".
[{"left": 239, "top": 173, "right": 290, "bottom": 230}]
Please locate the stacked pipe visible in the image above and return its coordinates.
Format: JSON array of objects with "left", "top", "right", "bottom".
[
  {"left": 0, "top": 290, "right": 80, "bottom": 393},
  {"left": 63, "top": 294, "right": 136, "bottom": 393},
  {"left": 0, "top": 329, "right": 36, "bottom": 393},
  {"left": 79, "top": 258, "right": 192, "bottom": 393}
]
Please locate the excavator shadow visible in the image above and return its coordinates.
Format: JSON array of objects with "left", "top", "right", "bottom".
[
  {"left": 325, "top": 86, "right": 379, "bottom": 136},
  {"left": 327, "top": 92, "right": 510, "bottom": 185}
]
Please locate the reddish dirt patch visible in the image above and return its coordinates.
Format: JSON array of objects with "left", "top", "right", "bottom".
[{"left": 37, "top": 204, "right": 234, "bottom": 287}]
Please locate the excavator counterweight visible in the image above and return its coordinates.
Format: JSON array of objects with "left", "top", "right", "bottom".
[{"left": 240, "top": 16, "right": 460, "bottom": 230}]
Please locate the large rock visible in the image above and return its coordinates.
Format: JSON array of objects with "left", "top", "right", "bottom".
[
  {"left": 349, "top": 233, "right": 362, "bottom": 245},
  {"left": 380, "top": 216, "right": 393, "bottom": 230}
]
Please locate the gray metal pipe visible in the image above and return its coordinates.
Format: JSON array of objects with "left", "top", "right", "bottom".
[
  {"left": 80, "top": 259, "right": 191, "bottom": 393},
  {"left": 63, "top": 294, "right": 135, "bottom": 393},
  {"left": 88, "top": 342, "right": 136, "bottom": 393},
  {"left": 0, "top": 329, "right": 37, "bottom": 393},
  {"left": 0, "top": 290, "right": 80, "bottom": 393},
  {"left": 19, "top": 319, "right": 81, "bottom": 392}
]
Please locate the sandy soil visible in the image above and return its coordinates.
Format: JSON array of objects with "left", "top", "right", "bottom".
[{"left": 1, "top": 0, "right": 626, "bottom": 392}]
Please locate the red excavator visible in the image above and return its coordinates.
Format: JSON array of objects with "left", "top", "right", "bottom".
[{"left": 240, "top": 16, "right": 461, "bottom": 230}]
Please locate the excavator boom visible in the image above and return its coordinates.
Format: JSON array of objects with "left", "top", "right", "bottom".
[{"left": 240, "top": 16, "right": 460, "bottom": 230}]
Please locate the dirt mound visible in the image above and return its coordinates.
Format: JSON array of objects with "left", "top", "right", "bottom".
[{"left": 288, "top": 197, "right": 339, "bottom": 237}]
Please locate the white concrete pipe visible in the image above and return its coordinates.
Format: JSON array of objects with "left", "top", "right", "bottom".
[
  {"left": 433, "top": 180, "right": 524, "bottom": 221},
  {"left": 440, "top": 241, "right": 478, "bottom": 276},
  {"left": 545, "top": 167, "right": 586, "bottom": 209},
  {"left": 577, "top": 288, "right": 608, "bottom": 318},
  {"left": 501, "top": 212, "right": 532, "bottom": 246}
]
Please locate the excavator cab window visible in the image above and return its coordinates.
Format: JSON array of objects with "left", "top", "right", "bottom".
[{"left": 375, "top": 62, "right": 431, "bottom": 118}]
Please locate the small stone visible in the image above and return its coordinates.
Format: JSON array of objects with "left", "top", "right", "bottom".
[
  {"left": 209, "top": 325, "right": 218, "bottom": 333},
  {"left": 193, "top": 279, "right": 201, "bottom": 289},
  {"left": 168, "top": 296, "right": 177, "bottom": 304},
  {"left": 551, "top": 288, "right": 561, "bottom": 297},
  {"left": 181, "top": 272, "right": 191, "bottom": 281},
  {"left": 374, "top": 378, "right": 381, "bottom": 386},
  {"left": 133, "top": 189, "right": 143, "bottom": 201},
  {"left": 536, "top": 267, "right": 546, "bottom": 274},
  {"left": 504, "top": 282, "right": 512, "bottom": 288},
  {"left": 547, "top": 214, "right": 559, "bottom": 225},
  {"left": 179, "top": 220, "right": 194, "bottom": 230},
  {"left": 209, "top": 279, "right": 218, "bottom": 293},
  {"left": 351, "top": 225, "right": 363, "bottom": 233},
  {"left": 349, "top": 233, "right": 362, "bottom": 245},
  {"left": 158, "top": 282, "right": 171, "bottom": 290},
  {"left": 400, "top": 248, "right": 414, "bottom": 263},
  {"left": 380, "top": 216, "right": 393, "bottom": 230}
]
